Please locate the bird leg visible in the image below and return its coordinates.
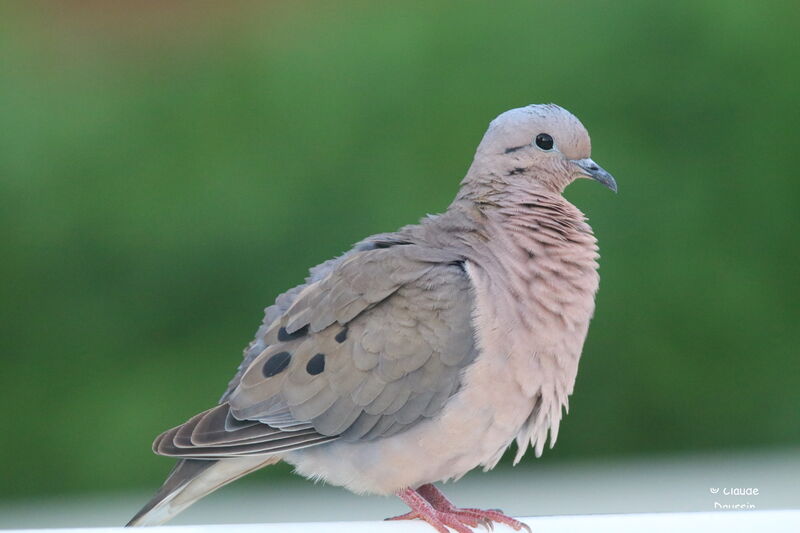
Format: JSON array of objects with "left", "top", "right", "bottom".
[
  {"left": 388, "top": 488, "right": 477, "bottom": 533},
  {"left": 388, "top": 484, "right": 531, "bottom": 533}
]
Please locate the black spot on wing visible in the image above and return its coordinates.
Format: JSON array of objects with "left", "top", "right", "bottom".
[
  {"left": 278, "top": 325, "right": 308, "bottom": 342},
  {"left": 372, "top": 240, "right": 412, "bottom": 249},
  {"left": 263, "top": 352, "right": 292, "bottom": 377},
  {"left": 355, "top": 239, "right": 413, "bottom": 251},
  {"left": 306, "top": 353, "right": 325, "bottom": 375},
  {"left": 335, "top": 327, "right": 348, "bottom": 344}
]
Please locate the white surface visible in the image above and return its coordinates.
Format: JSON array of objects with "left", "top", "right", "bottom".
[
  {"left": 1, "top": 450, "right": 798, "bottom": 529},
  {"left": 2, "top": 511, "right": 800, "bottom": 533}
]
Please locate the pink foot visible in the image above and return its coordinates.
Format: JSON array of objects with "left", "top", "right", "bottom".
[
  {"left": 445, "top": 507, "right": 530, "bottom": 532},
  {"left": 387, "top": 509, "right": 480, "bottom": 533},
  {"left": 390, "top": 485, "right": 531, "bottom": 533},
  {"left": 389, "top": 488, "right": 477, "bottom": 533}
]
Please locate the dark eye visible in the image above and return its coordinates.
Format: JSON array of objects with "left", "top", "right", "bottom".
[{"left": 535, "top": 133, "right": 554, "bottom": 151}]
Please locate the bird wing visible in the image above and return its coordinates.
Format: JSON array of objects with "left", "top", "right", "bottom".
[{"left": 154, "top": 243, "right": 478, "bottom": 458}]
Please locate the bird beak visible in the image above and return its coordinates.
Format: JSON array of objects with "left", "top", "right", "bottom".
[{"left": 573, "top": 158, "right": 617, "bottom": 193}]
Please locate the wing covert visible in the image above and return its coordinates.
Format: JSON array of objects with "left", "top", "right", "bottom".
[{"left": 156, "top": 243, "right": 478, "bottom": 458}]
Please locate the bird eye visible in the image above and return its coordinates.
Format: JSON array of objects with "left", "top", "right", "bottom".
[{"left": 535, "top": 133, "right": 554, "bottom": 151}]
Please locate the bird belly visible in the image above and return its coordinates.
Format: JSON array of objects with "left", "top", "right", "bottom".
[
  {"left": 284, "top": 260, "right": 589, "bottom": 495},
  {"left": 284, "top": 362, "right": 537, "bottom": 495}
]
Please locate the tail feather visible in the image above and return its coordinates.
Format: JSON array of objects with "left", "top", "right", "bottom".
[{"left": 126, "top": 456, "right": 281, "bottom": 527}]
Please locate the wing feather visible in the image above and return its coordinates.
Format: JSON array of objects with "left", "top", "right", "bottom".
[{"left": 154, "top": 242, "right": 478, "bottom": 459}]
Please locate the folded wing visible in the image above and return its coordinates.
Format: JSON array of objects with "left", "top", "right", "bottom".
[{"left": 154, "top": 244, "right": 478, "bottom": 459}]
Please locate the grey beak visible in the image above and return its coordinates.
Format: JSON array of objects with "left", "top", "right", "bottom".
[{"left": 573, "top": 158, "right": 617, "bottom": 193}]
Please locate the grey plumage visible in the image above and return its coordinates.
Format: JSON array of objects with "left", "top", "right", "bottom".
[
  {"left": 128, "top": 103, "right": 616, "bottom": 528},
  {"left": 225, "top": 245, "right": 476, "bottom": 438}
]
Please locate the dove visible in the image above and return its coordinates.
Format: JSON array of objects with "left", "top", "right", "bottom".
[{"left": 127, "top": 103, "right": 617, "bottom": 533}]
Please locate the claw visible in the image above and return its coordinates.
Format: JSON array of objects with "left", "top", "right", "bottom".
[
  {"left": 385, "top": 511, "right": 416, "bottom": 521},
  {"left": 459, "top": 508, "right": 530, "bottom": 532}
]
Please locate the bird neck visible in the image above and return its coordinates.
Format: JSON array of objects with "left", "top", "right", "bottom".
[
  {"left": 455, "top": 158, "right": 571, "bottom": 201},
  {"left": 447, "top": 190, "right": 600, "bottom": 332}
]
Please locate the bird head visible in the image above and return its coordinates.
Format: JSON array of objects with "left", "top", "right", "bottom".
[{"left": 462, "top": 104, "right": 616, "bottom": 195}]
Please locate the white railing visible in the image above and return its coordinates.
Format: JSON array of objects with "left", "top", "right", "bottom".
[{"left": 4, "top": 510, "right": 799, "bottom": 533}]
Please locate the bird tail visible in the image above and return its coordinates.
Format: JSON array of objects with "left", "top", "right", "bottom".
[{"left": 126, "top": 456, "right": 281, "bottom": 527}]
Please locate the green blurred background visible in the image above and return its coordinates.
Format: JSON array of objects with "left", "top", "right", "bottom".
[{"left": 1, "top": 0, "right": 798, "bottom": 510}]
